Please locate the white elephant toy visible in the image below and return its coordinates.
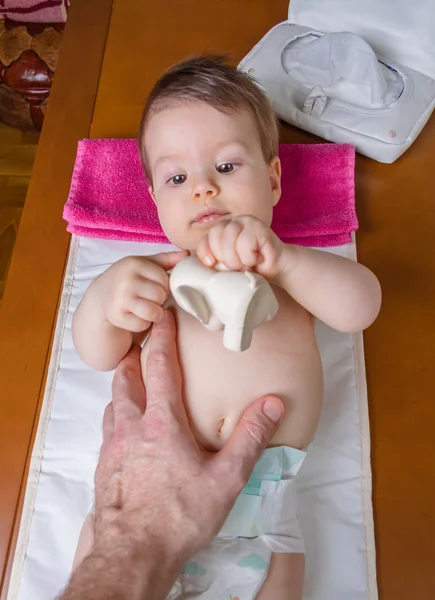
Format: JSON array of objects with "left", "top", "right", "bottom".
[{"left": 169, "top": 255, "right": 279, "bottom": 352}]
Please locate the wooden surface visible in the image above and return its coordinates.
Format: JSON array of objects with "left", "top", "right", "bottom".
[
  {"left": 1, "top": 0, "right": 435, "bottom": 598},
  {"left": 0, "top": 0, "right": 113, "bottom": 594},
  {"left": 0, "top": 123, "right": 39, "bottom": 305}
]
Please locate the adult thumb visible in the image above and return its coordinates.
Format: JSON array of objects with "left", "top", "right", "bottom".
[
  {"left": 150, "top": 250, "right": 189, "bottom": 271},
  {"left": 217, "top": 395, "right": 285, "bottom": 489}
]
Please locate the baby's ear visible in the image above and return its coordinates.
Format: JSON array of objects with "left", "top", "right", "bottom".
[
  {"left": 269, "top": 156, "right": 281, "bottom": 207},
  {"left": 148, "top": 186, "right": 156, "bottom": 203}
]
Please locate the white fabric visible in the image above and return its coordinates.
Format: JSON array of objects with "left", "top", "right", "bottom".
[
  {"left": 7, "top": 236, "right": 377, "bottom": 600},
  {"left": 288, "top": 0, "right": 435, "bottom": 79},
  {"left": 239, "top": 23, "right": 435, "bottom": 163}
]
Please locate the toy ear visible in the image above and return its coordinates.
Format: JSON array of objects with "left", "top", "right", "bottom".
[{"left": 173, "top": 286, "right": 210, "bottom": 325}]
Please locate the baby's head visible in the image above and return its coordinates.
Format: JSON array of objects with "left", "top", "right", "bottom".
[{"left": 138, "top": 56, "right": 281, "bottom": 251}]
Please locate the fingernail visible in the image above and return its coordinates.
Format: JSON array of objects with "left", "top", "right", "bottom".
[
  {"left": 262, "top": 397, "right": 284, "bottom": 424},
  {"left": 204, "top": 255, "right": 214, "bottom": 267}
]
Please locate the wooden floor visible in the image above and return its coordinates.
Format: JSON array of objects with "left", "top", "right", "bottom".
[{"left": 0, "top": 122, "right": 39, "bottom": 303}]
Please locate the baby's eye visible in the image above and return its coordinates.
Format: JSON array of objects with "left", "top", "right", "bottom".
[
  {"left": 169, "top": 174, "right": 187, "bottom": 185},
  {"left": 217, "top": 163, "right": 236, "bottom": 174}
]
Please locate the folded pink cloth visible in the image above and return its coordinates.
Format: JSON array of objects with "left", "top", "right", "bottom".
[{"left": 64, "top": 139, "right": 357, "bottom": 247}]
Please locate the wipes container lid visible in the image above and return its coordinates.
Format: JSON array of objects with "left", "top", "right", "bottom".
[
  {"left": 239, "top": 0, "right": 435, "bottom": 162},
  {"left": 288, "top": 0, "right": 435, "bottom": 78}
]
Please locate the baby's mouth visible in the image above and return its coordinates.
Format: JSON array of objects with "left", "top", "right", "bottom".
[{"left": 192, "top": 209, "right": 230, "bottom": 225}]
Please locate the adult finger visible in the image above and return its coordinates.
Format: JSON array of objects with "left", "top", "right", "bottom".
[
  {"left": 111, "top": 345, "right": 147, "bottom": 422},
  {"left": 144, "top": 310, "right": 183, "bottom": 418},
  {"left": 215, "top": 395, "right": 285, "bottom": 490},
  {"left": 102, "top": 402, "right": 114, "bottom": 444},
  {"left": 97, "top": 402, "right": 114, "bottom": 473}
]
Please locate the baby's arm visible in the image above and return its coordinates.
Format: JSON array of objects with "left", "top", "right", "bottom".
[
  {"left": 196, "top": 216, "right": 381, "bottom": 334},
  {"left": 72, "top": 276, "right": 137, "bottom": 372},
  {"left": 72, "top": 251, "right": 187, "bottom": 371},
  {"left": 276, "top": 244, "right": 381, "bottom": 332}
]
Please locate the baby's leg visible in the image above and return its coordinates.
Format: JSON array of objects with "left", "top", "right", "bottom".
[
  {"left": 72, "top": 513, "right": 95, "bottom": 572},
  {"left": 256, "top": 552, "right": 305, "bottom": 600}
]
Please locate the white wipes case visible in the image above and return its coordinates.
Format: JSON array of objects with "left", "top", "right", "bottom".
[{"left": 239, "top": 0, "right": 435, "bottom": 163}]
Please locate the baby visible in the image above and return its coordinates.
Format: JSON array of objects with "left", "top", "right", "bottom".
[{"left": 72, "top": 57, "right": 381, "bottom": 599}]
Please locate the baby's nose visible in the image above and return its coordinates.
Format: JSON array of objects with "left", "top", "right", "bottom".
[{"left": 193, "top": 176, "right": 219, "bottom": 200}]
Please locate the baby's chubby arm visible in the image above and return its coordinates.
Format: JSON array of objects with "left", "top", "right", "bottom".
[
  {"left": 72, "top": 250, "right": 188, "bottom": 371},
  {"left": 275, "top": 244, "right": 381, "bottom": 332},
  {"left": 196, "top": 216, "right": 381, "bottom": 333}
]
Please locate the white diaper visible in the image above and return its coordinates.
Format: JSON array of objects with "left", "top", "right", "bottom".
[{"left": 168, "top": 446, "right": 306, "bottom": 599}]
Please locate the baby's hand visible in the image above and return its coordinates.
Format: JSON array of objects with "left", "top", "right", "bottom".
[
  {"left": 94, "top": 251, "right": 188, "bottom": 332},
  {"left": 196, "top": 216, "right": 285, "bottom": 279}
]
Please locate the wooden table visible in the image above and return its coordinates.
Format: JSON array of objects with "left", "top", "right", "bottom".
[{"left": 1, "top": 1, "right": 434, "bottom": 598}]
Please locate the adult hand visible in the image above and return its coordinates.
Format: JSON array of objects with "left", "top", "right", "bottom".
[
  {"left": 63, "top": 310, "right": 285, "bottom": 600},
  {"left": 95, "top": 309, "right": 284, "bottom": 566}
]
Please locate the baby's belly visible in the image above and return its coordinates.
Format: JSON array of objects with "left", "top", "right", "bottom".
[{"left": 142, "top": 286, "right": 323, "bottom": 452}]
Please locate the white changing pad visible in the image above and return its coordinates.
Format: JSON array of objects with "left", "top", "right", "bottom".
[{"left": 7, "top": 236, "right": 377, "bottom": 600}]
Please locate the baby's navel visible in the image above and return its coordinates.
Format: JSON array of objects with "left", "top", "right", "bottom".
[{"left": 216, "top": 416, "right": 233, "bottom": 443}]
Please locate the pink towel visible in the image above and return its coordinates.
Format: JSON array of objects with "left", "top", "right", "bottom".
[{"left": 64, "top": 139, "right": 357, "bottom": 247}]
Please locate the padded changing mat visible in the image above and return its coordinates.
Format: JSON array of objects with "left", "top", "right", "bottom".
[{"left": 7, "top": 235, "right": 378, "bottom": 600}]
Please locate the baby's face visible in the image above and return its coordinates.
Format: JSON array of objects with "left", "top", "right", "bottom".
[{"left": 143, "top": 101, "right": 281, "bottom": 251}]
